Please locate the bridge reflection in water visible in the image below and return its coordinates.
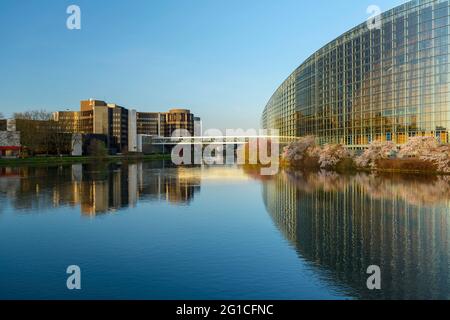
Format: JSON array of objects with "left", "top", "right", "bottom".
[{"left": 262, "top": 171, "right": 450, "bottom": 300}]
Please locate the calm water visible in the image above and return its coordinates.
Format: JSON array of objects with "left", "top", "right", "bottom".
[{"left": 0, "top": 161, "right": 449, "bottom": 300}]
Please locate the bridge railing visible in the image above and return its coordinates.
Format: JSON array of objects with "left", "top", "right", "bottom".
[{"left": 149, "top": 136, "right": 300, "bottom": 145}]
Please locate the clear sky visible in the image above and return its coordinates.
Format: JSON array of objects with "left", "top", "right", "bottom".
[{"left": 0, "top": 0, "right": 405, "bottom": 130}]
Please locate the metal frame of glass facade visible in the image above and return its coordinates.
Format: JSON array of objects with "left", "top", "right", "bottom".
[{"left": 262, "top": 0, "right": 450, "bottom": 147}]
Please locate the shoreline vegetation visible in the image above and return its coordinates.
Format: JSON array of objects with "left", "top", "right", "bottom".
[
  {"left": 281, "top": 136, "right": 450, "bottom": 176},
  {"left": 0, "top": 154, "right": 171, "bottom": 167}
]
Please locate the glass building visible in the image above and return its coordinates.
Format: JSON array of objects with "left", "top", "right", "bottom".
[{"left": 262, "top": 0, "right": 450, "bottom": 146}]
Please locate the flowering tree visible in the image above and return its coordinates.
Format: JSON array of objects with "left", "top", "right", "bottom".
[
  {"left": 282, "top": 136, "right": 316, "bottom": 164},
  {"left": 355, "top": 141, "right": 397, "bottom": 168},
  {"left": 398, "top": 136, "right": 439, "bottom": 159},
  {"left": 420, "top": 145, "right": 450, "bottom": 173},
  {"left": 307, "top": 145, "right": 322, "bottom": 158},
  {"left": 318, "top": 144, "right": 351, "bottom": 169},
  {"left": 396, "top": 136, "right": 450, "bottom": 173}
]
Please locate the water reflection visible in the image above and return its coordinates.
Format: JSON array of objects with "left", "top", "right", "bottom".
[
  {"left": 0, "top": 162, "right": 201, "bottom": 215},
  {"left": 1, "top": 163, "right": 450, "bottom": 299},
  {"left": 262, "top": 170, "right": 450, "bottom": 299}
]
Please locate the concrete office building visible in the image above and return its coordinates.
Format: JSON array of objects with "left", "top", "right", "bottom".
[
  {"left": 194, "top": 117, "right": 202, "bottom": 137},
  {"left": 54, "top": 100, "right": 200, "bottom": 154},
  {"left": 137, "top": 109, "right": 198, "bottom": 137},
  {"left": 128, "top": 109, "right": 138, "bottom": 153},
  {"left": 54, "top": 99, "right": 137, "bottom": 153},
  {"left": 164, "top": 109, "right": 195, "bottom": 137},
  {"left": 136, "top": 112, "right": 165, "bottom": 137}
]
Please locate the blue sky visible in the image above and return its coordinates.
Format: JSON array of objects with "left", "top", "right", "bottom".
[{"left": 0, "top": 0, "right": 405, "bottom": 130}]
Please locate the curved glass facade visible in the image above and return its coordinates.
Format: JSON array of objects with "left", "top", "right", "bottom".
[{"left": 262, "top": 0, "right": 450, "bottom": 146}]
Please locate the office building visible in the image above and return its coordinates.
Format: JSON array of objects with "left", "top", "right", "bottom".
[
  {"left": 136, "top": 112, "right": 165, "bottom": 137},
  {"left": 137, "top": 109, "right": 198, "bottom": 137},
  {"left": 54, "top": 99, "right": 136, "bottom": 153},
  {"left": 54, "top": 101, "right": 200, "bottom": 154},
  {"left": 262, "top": 0, "right": 450, "bottom": 147}
]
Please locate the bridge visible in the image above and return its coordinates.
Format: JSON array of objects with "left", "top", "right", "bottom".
[
  {"left": 150, "top": 135, "right": 299, "bottom": 145},
  {"left": 137, "top": 135, "right": 299, "bottom": 154}
]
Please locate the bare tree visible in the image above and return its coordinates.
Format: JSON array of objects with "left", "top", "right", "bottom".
[
  {"left": 87, "top": 139, "right": 108, "bottom": 158},
  {"left": 48, "top": 119, "right": 76, "bottom": 156},
  {"left": 0, "top": 132, "right": 7, "bottom": 146},
  {"left": 13, "top": 110, "right": 51, "bottom": 121},
  {"left": 13, "top": 110, "right": 84, "bottom": 156},
  {"left": 14, "top": 110, "right": 52, "bottom": 155}
]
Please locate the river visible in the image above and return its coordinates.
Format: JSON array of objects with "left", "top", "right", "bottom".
[{"left": 0, "top": 161, "right": 448, "bottom": 299}]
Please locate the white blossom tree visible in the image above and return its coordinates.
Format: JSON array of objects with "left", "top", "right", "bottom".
[
  {"left": 318, "top": 144, "right": 352, "bottom": 169},
  {"left": 398, "top": 136, "right": 439, "bottom": 159},
  {"left": 282, "top": 136, "right": 316, "bottom": 164},
  {"left": 355, "top": 141, "right": 398, "bottom": 169},
  {"left": 420, "top": 145, "right": 450, "bottom": 173}
]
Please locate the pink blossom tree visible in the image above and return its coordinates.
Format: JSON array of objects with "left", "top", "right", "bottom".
[
  {"left": 282, "top": 136, "right": 316, "bottom": 164},
  {"left": 398, "top": 136, "right": 439, "bottom": 159},
  {"left": 318, "top": 144, "right": 352, "bottom": 169},
  {"left": 355, "top": 141, "right": 397, "bottom": 169}
]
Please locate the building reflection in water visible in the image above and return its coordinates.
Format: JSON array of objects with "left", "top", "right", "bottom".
[
  {"left": 0, "top": 162, "right": 201, "bottom": 216},
  {"left": 262, "top": 171, "right": 450, "bottom": 300}
]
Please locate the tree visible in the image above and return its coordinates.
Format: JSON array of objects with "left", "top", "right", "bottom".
[
  {"left": 398, "top": 136, "right": 450, "bottom": 173},
  {"left": 318, "top": 144, "right": 352, "bottom": 169},
  {"left": 14, "top": 110, "right": 52, "bottom": 155},
  {"left": 420, "top": 145, "right": 450, "bottom": 173},
  {"left": 282, "top": 136, "right": 317, "bottom": 164},
  {"left": 398, "top": 136, "right": 439, "bottom": 158},
  {"left": 13, "top": 110, "right": 52, "bottom": 121},
  {"left": 47, "top": 119, "right": 73, "bottom": 156},
  {"left": 13, "top": 110, "right": 85, "bottom": 156},
  {"left": 87, "top": 140, "right": 108, "bottom": 158},
  {"left": 355, "top": 141, "right": 398, "bottom": 168}
]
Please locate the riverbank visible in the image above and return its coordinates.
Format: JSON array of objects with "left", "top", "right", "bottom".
[
  {"left": 281, "top": 158, "right": 446, "bottom": 176},
  {"left": 282, "top": 136, "right": 450, "bottom": 176},
  {"left": 0, "top": 154, "right": 171, "bottom": 167}
]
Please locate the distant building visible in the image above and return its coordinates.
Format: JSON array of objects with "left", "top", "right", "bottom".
[
  {"left": 54, "top": 99, "right": 136, "bottom": 154},
  {"left": 0, "top": 119, "right": 6, "bottom": 131},
  {"left": 128, "top": 110, "right": 137, "bottom": 153},
  {"left": 107, "top": 103, "right": 129, "bottom": 154},
  {"left": 164, "top": 109, "right": 195, "bottom": 137},
  {"left": 0, "top": 119, "right": 14, "bottom": 132},
  {"left": 0, "top": 119, "right": 21, "bottom": 157},
  {"left": 54, "top": 100, "right": 201, "bottom": 154},
  {"left": 136, "top": 112, "right": 165, "bottom": 137},
  {"left": 137, "top": 109, "right": 198, "bottom": 137},
  {"left": 194, "top": 117, "right": 202, "bottom": 137}
]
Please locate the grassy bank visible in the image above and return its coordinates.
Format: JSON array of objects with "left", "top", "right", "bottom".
[{"left": 0, "top": 154, "right": 171, "bottom": 167}]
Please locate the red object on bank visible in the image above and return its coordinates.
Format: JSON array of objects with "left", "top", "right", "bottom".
[{"left": 0, "top": 146, "right": 21, "bottom": 151}]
